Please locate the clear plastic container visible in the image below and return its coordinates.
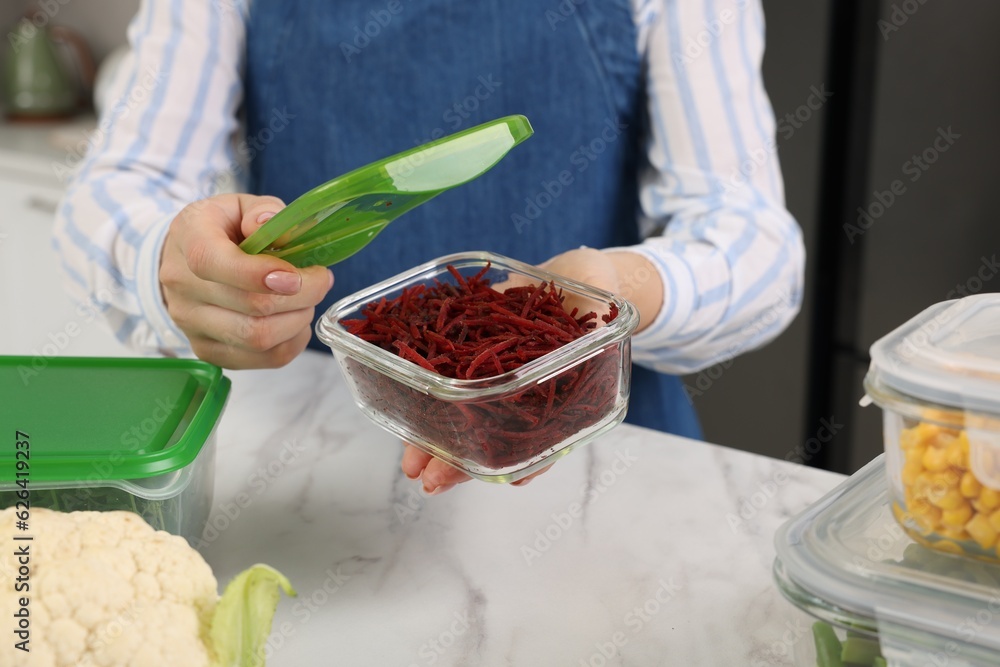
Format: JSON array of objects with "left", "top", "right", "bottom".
[
  {"left": 316, "top": 251, "right": 638, "bottom": 482},
  {"left": 0, "top": 357, "right": 230, "bottom": 544},
  {"left": 863, "top": 295, "right": 1000, "bottom": 562},
  {"left": 774, "top": 456, "right": 1000, "bottom": 667}
]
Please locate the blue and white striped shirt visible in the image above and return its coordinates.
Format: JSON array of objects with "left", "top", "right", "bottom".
[{"left": 54, "top": 0, "right": 804, "bottom": 375}]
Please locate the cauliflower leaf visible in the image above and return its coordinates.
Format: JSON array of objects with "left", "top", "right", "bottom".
[{"left": 210, "top": 564, "right": 297, "bottom": 667}]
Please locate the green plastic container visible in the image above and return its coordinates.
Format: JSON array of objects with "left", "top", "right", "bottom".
[{"left": 0, "top": 357, "right": 230, "bottom": 544}]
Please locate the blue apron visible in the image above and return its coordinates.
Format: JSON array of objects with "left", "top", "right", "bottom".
[{"left": 244, "top": 0, "right": 702, "bottom": 439}]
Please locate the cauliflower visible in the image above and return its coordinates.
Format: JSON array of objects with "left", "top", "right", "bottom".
[{"left": 0, "top": 508, "right": 294, "bottom": 667}]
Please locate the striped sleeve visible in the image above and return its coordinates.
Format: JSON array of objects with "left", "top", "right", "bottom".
[
  {"left": 619, "top": 0, "right": 805, "bottom": 374},
  {"left": 53, "top": 0, "right": 247, "bottom": 354}
]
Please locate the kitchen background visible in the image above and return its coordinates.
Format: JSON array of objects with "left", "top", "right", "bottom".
[{"left": 0, "top": 0, "right": 996, "bottom": 475}]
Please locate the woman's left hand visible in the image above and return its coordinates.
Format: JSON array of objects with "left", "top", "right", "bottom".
[
  {"left": 399, "top": 246, "right": 661, "bottom": 494},
  {"left": 401, "top": 445, "right": 553, "bottom": 494}
]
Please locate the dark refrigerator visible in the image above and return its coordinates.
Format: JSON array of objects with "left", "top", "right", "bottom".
[{"left": 689, "top": 0, "right": 1000, "bottom": 473}]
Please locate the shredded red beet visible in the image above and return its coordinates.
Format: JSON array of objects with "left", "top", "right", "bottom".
[{"left": 341, "top": 264, "right": 623, "bottom": 468}]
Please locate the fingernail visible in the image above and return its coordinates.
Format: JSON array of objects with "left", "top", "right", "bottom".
[
  {"left": 264, "top": 271, "right": 301, "bottom": 294},
  {"left": 256, "top": 211, "right": 276, "bottom": 225},
  {"left": 422, "top": 473, "right": 443, "bottom": 494},
  {"left": 327, "top": 269, "right": 335, "bottom": 290},
  {"left": 512, "top": 478, "right": 533, "bottom": 487},
  {"left": 426, "top": 483, "right": 455, "bottom": 496},
  {"left": 403, "top": 468, "right": 420, "bottom": 480}
]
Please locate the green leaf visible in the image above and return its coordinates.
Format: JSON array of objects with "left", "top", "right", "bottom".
[
  {"left": 813, "top": 622, "right": 844, "bottom": 667},
  {"left": 210, "top": 564, "right": 296, "bottom": 667}
]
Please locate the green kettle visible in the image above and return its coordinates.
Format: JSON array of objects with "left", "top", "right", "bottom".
[{"left": 3, "top": 13, "right": 92, "bottom": 119}]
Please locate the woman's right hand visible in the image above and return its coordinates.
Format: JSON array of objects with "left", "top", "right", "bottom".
[{"left": 159, "top": 194, "right": 334, "bottom": 369}]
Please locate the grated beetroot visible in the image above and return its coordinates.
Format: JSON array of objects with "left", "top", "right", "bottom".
[{"left": 341, "top": 264, "right": 623, "bottom": 469}]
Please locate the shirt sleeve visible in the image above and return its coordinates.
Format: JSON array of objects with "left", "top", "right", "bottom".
[
  {"left": 53, "top": 0, "right": 248, "bottom": 355},
  {"left": 618, "top": 0, "right": 806, "bottom": 375}
]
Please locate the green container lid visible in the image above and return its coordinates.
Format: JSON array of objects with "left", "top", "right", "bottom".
[
  {"left": 0, "top": 357, "right": 230, "bottom": 482},
  {"left": 239, "top": 114, "right": 534, "bottom": 267}
]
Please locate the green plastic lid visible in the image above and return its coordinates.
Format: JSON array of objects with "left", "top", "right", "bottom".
[
  {"left": 0, "top": 357, "right": 230, "bottom": 482},
  {"left": 239, "top": 114, "right": 533, "bottom": 268}
]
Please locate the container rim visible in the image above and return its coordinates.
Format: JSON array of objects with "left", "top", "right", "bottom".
[
  {"left": 861, "top": 368, "right": 994, "bottom": 425},
  {"left": 772, "top": 557, "right": 880, "bottom": 637},
  {"left": 315, "top": 251, "right": 639, "bottom": 401}
]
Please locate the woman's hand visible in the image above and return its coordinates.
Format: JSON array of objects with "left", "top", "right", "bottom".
[
  {"left": 160, "top": 194, "right": 335, "bottom": 369},
  {"left": 401, "top": 445, "right": 554, "bottom": 494},
  {"left": 400, "top": 246, "right": 664, "bottom": 494},
  {"left": 542, "top": 247, "right": 664, "bottom": 332}
]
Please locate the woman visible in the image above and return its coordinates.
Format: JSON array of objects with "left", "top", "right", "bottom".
[{"left": 55, "top": 0, "right": 804, "bottom": 493}]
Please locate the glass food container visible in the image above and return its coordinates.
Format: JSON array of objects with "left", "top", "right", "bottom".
[
  {"left": 0, "top": 357, "right": 230, "bottom": 545},
  {"left": 863, "top": 294, "right": 1000, "bottom": 563},
  {"left": 316, "top": 251, "right": 638, "bottom": 483},
  {"left": 774, "top": 456, "right": 1000, "bottom": 667}
]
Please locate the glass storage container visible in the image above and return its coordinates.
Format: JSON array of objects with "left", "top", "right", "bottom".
[
  {"left": 316, "top": 251, "right": 638, "bottom": 482},
  {"left": 0, "top": 357, "right": 230, "bottom": 544},
  {"left": 864, "top": 294, "right": 1000, "bottom": 562},
  {"left": 775, "top": 455, "right": 1000, "bottom": 667}
]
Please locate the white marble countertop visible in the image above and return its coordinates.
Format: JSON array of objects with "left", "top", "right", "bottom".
[
  {"left": 0, "top": 113, "right": 846, "bottom": 666},
  {"left": 0, "top": 113, "right": 845, "bottom": 666},
  {"left": 200, "top": 349, "right": 844, "bottom": 667}
]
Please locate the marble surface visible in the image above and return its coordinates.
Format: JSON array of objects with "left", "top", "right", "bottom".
[
  {"left": 201, "top": 350, "right": 844, "bottom": 667},
  {"left": 0, "top": 107, "right": 850, "bottom": 665}
]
